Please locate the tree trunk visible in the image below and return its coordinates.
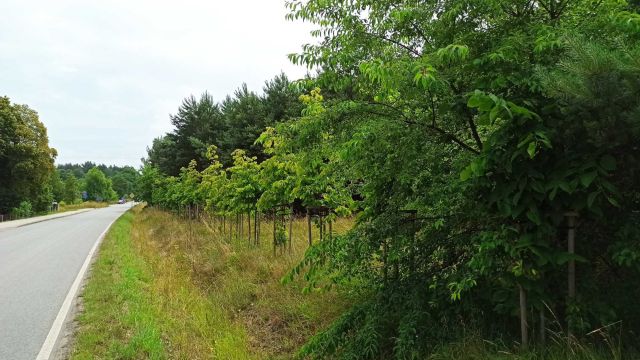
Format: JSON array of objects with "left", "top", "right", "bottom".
[
  {"left": 307, "top": 209, "right": 312, "bottom": 247},
  {"left": 254, "top": 210, "right": 258, "bottom": 245},
  {"left": 248, "top": 212, "right": 251, "bottom": 244},
  {"left": 382, "top": 240, "right": 388, "bottom": 284},
  {"left": 273, "top": 212, "right": 277, "bottom": 256},
  {"left": 540, "top": 307, "right": 546, "bottom": 349},
  {"left": 519, "top": 284, "right": 528, "bottom": 350},
  {"left": 288, "top": 209, "right": 293, "bottom": 253},
  {"left": 566, "top": 212, "right": 577, "bottom": 342}
]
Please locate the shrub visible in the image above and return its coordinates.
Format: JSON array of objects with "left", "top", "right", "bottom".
[{"left": 11, "top": 201, "right": 32, "bottom": 218}]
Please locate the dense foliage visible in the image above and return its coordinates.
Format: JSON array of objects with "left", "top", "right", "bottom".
[
  {"left": 136, "top": 0, "right": 640, "bottom": 357},
  {"left": 0, "top": 96, "right": 57, "bottom": 214}
]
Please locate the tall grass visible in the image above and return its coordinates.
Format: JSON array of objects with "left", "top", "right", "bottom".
[
  {"left": 428, "top": 315, "right": 636, "bottom": 360},
  {"left": 58, "top": 201, "right": 108, "bottom": 212},
  {"left": 71, "top": 205, "right": 354, "bottom": 359}
]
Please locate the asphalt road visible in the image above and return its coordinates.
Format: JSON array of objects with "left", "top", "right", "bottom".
[{"left": 0, "top": 204, "right": 129, "bottom": 360}]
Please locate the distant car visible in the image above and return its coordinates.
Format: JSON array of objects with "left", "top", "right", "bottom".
[{"left": 118, "top": 199, "right": 125, "bottom": 204}]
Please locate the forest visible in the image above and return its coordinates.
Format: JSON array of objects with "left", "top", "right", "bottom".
[{"left": 135, "top": 0, "right": 640, "bottom": 358}]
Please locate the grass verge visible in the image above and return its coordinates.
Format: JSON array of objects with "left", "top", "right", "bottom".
[
  {"left": 70, "top": 207, "right": 165, "bottom": 359},
  {"left": 69, "top": 206, "right": 354, "bottom": 359},
  {"left": 58, "top": 201, "right": 109, "bottom": 213}
]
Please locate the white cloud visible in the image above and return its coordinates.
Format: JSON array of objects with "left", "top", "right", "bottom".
[{"left": 0, "top": 0, "right": 315, "bottom": 166}]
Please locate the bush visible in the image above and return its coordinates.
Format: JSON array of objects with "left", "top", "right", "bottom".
[{"left": 11, "top": 201, "right": 32, "bottom": 218}]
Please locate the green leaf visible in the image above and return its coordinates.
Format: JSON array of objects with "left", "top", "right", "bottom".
[
  {"left": 587, "top": 191, "right": 599, "bottom": 208},
  {"left": 489, "top": 105, "right": 501, "bottom": 123},
  {"left": 526, "top": 208, "right": 541, "bottom": 225},
  {"left": 555, "top": 252, "right": 588, "bottom": 265},
  {"left": 580, "top": 171, "right": 598, "bottom": 188},
  {"left": 460, "top": 165, "right": 473, "bottom": 181},
  {"left": 467, "top": 91, "right": 493, "bottom": 111},
  {"left": 559, "top": 181, "right": 573, "bottom": 194},
  {"left": 599, "top": 155, "right": 616, "bottom": 171},
  {"left": 527, "top": 142, "right": 537, "bottom": 158}
]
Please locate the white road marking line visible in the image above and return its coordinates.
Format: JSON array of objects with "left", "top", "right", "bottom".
[{"left": 35, "top": 216, "right": 120, "bottom": 360}]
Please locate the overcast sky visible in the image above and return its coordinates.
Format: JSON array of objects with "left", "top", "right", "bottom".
[{"left": 0, "top": 0, "right": 314, "bottom": 167}]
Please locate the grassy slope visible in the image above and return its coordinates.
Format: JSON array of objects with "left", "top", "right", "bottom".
[{"left": 70, "top": 206, "right": 353, "bottom": 359}]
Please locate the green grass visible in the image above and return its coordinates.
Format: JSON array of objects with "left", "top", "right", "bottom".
[
  {"left": 70, "top": 208, "right": 165, "bottom": 360},
  {"left": 70, "top": 206, "right": 354, "bottom": 359}
]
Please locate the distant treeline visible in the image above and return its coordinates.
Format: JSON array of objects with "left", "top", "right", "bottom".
[
  {"left": 56, "top": 162, "right": 139, "bottom": 201},
  {"left": 1, "top": 95, "right": 138, "bottom": 217}
]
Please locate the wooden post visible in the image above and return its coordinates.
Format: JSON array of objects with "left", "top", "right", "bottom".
[
  {"left": 288, "top": 206, "right": 293, "bottom": 253},
  {"left": 519, "top": 284, "right": 528, "bottom": 349},
  {"left": 248, "top": 211, "right": 251, "bottom": 244},
  {"left": 254, "top": 210, "right": 258, "bottom": 245},
  {"left": 307, "top": 209, "right": 312, "bottom": 247},
  {"left": 273, "top": 211, "right": 277, "bottom": 256},
  {"left": 566, "top": 212, "right": 578, "bottom": 342},
  {"left": 236, "top": 213, "right": 240, "bottom": 240}
]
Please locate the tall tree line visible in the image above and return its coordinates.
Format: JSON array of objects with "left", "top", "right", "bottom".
[{"left": 146, "top": 73, "right": 303, "bottom": 175}]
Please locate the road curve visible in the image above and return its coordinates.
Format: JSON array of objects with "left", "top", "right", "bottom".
[{"left": 0, "top": 204, "right": 130, "bottom": 360}]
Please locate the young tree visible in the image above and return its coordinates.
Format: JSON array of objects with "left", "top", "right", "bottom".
[
  {"left": 136, "top": 163, "right": 162, "bottom": 204},
  {"left": 110, "top": 166, "right": 139, "bottom": 198},
  {"left": 84, "top": 167, "right": 116, "bottom": 201},
  {"left": 62, "top": 173, "right": 81, "bottom": 204}
]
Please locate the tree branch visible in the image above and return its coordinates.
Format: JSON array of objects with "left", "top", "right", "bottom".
[
  {"left": 362, "top": 31, "right": 422, "bottom": 57},
  {"left": 364, "top": 101, "right": 480, "bottom": 155},
  {"left": 425, "top": 124, "right": 481, "bottom": 155},
  {"left": 412, "top": 22, "right": 433, "bottom": 49},
  {"left": 465, "top": 109, "right": 483, "bottom": 150}
]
